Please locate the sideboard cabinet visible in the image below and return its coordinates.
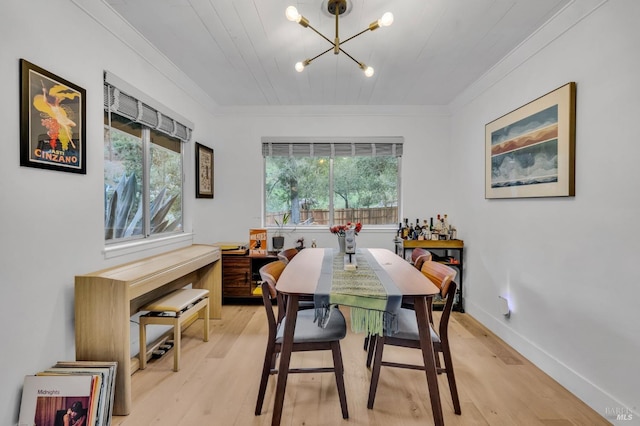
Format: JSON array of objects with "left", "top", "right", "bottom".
[{"left": 213, "top": 243, "right": 279, "bottom": 299}]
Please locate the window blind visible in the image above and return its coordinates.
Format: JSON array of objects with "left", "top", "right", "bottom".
[
  {"left": 261, "top": 136, "right": 403, "bottom": 158},
  {"left": 104, "top": 71, "right": 193, "bottom": 142}
]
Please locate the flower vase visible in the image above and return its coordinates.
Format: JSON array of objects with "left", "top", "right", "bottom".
[{"left": 338, "top": 235, "right": 346, "bottom": 253}]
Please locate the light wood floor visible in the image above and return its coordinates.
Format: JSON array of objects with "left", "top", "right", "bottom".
[{"left": 112, "top": 304, "right": 610, "bottom": 425}]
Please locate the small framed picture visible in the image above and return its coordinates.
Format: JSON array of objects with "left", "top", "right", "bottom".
[
  {"left": 20, "top": 59, "right": 86, "bottom": 174},
  {"left": 195, "top": 142, "right": 214, "bottom": 198}
]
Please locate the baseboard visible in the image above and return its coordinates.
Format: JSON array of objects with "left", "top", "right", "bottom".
[{"left": 464, "top": 300, "right": 632, "bottom": 423}]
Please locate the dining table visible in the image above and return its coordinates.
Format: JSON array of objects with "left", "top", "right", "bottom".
[{"left": 272, "top": 247, "right": 444, "bottom": 426}]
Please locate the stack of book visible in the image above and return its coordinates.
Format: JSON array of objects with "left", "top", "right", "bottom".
[{"left": 18, "top": 360, "right": 117, "bottom": 426}]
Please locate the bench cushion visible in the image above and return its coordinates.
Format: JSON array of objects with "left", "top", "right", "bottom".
[{"left": 142, "top": 289, "right": 209, "bottom": 313}]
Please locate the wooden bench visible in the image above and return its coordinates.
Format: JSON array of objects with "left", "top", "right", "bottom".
[{"left": 139, "top": 288, "right": 210, "bottom": 371}]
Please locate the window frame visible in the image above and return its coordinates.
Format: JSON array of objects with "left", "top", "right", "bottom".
[
  {"left": 104, "top": 111, "right": 185, "bottom": 245},
  {"left": 103, "top": 73, "right": 193, "bottom": 252},
  {"left": 262, "top": 137, "right": 403, "bottom": 230}
]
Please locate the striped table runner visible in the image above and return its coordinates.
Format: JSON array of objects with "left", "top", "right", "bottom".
[{"left": 314, "top": 248, "right": 402, "bottom": 336}]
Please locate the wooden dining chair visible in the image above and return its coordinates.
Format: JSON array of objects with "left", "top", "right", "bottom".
[
  {"left": 411, "top": 247, "right": 432, "bottom": 270},
  {"left": 255, "top": 261, "right": 349, "bottom": 419},
  {"left": 364, "top": 248, "right": 434, "bottom": 353},
  {"left": 403, "top": 247, "right": 433, "bottom": 310},
  {"left": 277, "top": 247, "right": 299, "bottom": 265},
  {"left": 366, "top": 260, "right": 461, "bottom": 415},
  {"left": 273, "top": 251, "right": 314, "bottom": 312}
]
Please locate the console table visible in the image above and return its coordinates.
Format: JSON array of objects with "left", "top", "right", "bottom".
[
  {"left": 74, "top": 244, "right": 221, "bottom": 415},
  {"left": 395, "top": 239, "right": 465, "bottom": 312}
]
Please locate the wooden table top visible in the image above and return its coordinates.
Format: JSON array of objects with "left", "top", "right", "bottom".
[{"left": 277, "top": 248, "right": 439, "bottom": 297}]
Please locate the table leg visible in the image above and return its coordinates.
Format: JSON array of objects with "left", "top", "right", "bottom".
[
  {"left": 271, "top": 294, "right": 299, "bottom": 426},
  {"left": 414, "top": 296, "right": 444, "bottom": 425}
]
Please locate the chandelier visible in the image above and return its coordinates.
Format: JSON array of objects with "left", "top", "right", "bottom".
[{"left": 286, "top": 0, "right": 393, "bottom": 77}]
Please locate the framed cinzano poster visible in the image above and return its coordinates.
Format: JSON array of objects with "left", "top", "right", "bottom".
[
  {"left": 485, "top": 82, "right": 576, "bottom": 199},
  {"left": 20, "top": 59, "right": 86, "bottom": 174}
]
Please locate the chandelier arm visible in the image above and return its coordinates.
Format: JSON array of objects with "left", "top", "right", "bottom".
[
  {"left": 340, "top": 27, "right": 372, "bottom": 45},
  {"left": 334, "top": 7, "right": 340, "bottom": 54},
  {"left": 338, "top": 47, "right": 362, "bottom": 67},
  {"left": 306, "top": 23, "right": 335, "bottom": 47},
  {"left": 309, "top": 46, "right": 335, "bottom": 63}
]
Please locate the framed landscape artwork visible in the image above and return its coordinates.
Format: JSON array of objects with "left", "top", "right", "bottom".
[
  {"left": 485, "top": 82, "right": 576, "bottom": 199},
  {"left": 20, "top": 59, "right": 86, "bottom": 174},
  {"left": 195, "top": 142, "right": 214, "bottom": 198}
]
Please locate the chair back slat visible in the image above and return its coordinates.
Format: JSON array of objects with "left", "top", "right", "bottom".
[
  {"left": 277, "top": 248, "right": 299, "bottom": 265},
  {"left": 259, "top": 260, "right": 287, "bottom": 324},
  {"left": 411, "top": 248, "right": 432, "bottom": 271},
  {"left": 259, "top": 260, "right": 286, "bottom": 298},
  {"left": 420, "top": 261, "right": 457, "bottom": 298}
]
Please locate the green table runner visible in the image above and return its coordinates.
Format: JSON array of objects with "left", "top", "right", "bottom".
[{"left": 314, "top": 248, "right": 402, "bottom": 336}]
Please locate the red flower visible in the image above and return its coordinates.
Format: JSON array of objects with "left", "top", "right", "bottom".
[{"left": 329, "top": 222, "right": 362, "bottom": 236}]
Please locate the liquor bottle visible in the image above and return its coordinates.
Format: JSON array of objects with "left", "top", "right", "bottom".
[
  {"left": 417, "top": 219, "right": 425, "bottom": 240},
  {"left": 423, "top": 226, "right": 431, "bottom": 240},
  {"left": 432, "top": 214, "right": 441, "bottom": 240},
  {"left": 402, "top": 218, "right": 409, "bottom": 239},
  {"left": 408, "top": 223, "right": 415, "bottom": 240},
  {"left": 429, "top": 217, "right": 435, "bottom": 240},
  {"left": 443, "top": 214, "right": 451, "bottom": 239},
  {"left": 415, "top": 219, "right": 421, "bottom": 232},
  {"left": 439, "top": 217, "right": 447, "bottom": 239}
]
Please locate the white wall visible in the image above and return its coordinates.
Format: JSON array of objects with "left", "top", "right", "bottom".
[
  {"left": 449, "top": 0, "right": 639, "bottom": 422},
  {"left": 192, "top": 105, "right": 452, "bottom": 251},
  {"left": 0, "top": 0, "right": 220, "bottom": 423}
]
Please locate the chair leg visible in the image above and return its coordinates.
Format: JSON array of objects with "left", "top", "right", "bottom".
[
  {"left": 255, "top": 341, "right": 276, "bottom": 415},
  {"left": 435, "top": 349, "right": 442, "bottom": 372},
  {"left": 363, "top": 334, "right": 369, "bottom": 351},
  {"left": 331, "top": 341, "right": 349, "bottom": 419},
  {"left": 366, "top": 334, "right": 377, "bottom": 368},
  {"left": 440, "top": 342, "right": 461, "bottom": 414},
  {"left": 367, "top": 335, "right": 385, "bottom": 409}
]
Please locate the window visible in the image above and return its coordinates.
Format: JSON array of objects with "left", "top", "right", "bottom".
[
  {"left": 104, "top": 73, "right": 192, "bottom": 243},
  {"left": 263, "top": 138, "right": 402, "bottom": 227}
]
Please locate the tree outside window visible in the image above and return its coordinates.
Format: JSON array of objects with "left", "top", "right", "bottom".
[
  {"left": 104, "top": 112, "right": 182, "bottom": 242},
  {"left": 264, "top": 140, "right": 401, "bottom": 227}
]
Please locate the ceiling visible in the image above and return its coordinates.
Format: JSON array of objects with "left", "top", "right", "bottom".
[{"left": 104, "top": 0, "right": 569, "bottom": 107}]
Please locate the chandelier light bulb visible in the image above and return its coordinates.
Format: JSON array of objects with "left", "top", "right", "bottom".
[
  {"left": 379, "top": 12, "right": 394, "bottom": 27},
  {"left": 295, "top": 61, "right": 305, "bottom": 72},
  {"left": 286, "top": 6, "right": 301, "bottom": 22},
  {"left": 364, "top": 66, "right": 374, "bottom": 77}
]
